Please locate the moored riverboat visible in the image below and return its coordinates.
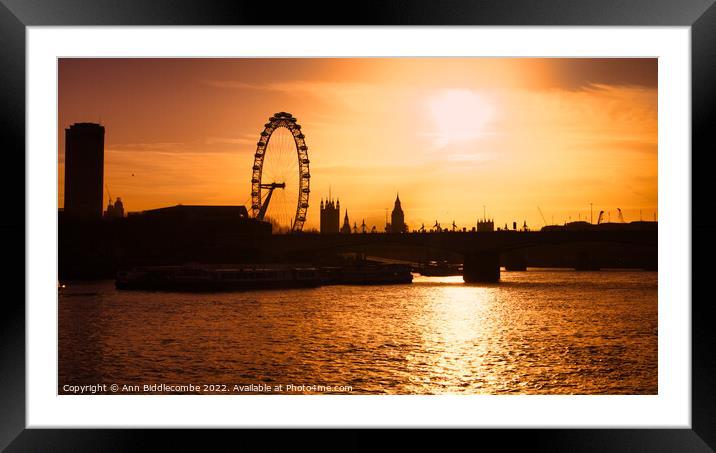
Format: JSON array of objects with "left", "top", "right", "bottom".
[
  {"left": 318, "top": 263, "right": 413, "bottom": 285},
  {"left": 116, "top": 264, "right": 320, "bottom": 291},
  {"left": 412, "top": 260, "right": 463, "bottom": 276}
]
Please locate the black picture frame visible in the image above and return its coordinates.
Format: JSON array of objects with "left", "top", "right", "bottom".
[{"left": 2, "top": 0, "right": 714, "bottom": 451}]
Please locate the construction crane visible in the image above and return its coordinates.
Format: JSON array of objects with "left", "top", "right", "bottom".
[
  {"left": 617, "top": 208, "right": 626, "bottom": 223},
  {"left": 537, "top": 206, "right": 548, "bottom": 226},
  {"left": 105, "top": 183, "right": 113, "bottom": 205},
  {"left": 597, "top": 210, "right": 605, "bottom": 224}
]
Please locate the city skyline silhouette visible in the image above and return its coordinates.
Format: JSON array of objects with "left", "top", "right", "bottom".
[{"left": 58, "top": 58, "right": 657, "bottom": 231}]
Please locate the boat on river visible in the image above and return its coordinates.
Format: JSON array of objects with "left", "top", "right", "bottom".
[
  {"left": 318, "top": 263, "right": 413, "bottom": 285},
  {"left": 116, "top": 263, "right": 320, "bottom": 291},
  {"left": 412, "top": 260, "right": 463, "bottom": 276}
]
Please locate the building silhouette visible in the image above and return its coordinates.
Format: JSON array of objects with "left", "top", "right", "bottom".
[
  {"left": 64, "top": 123, "right": 105, "bottom": 220},
  {"left": 477, "top": 218, "right": 494, "bottom": 232},
  {"left": 389, "top": 193, "right": 407, "bottom": 233},
  {"left": 125, "top": 204, "right": 270, "bottom": 235},
  {"left": 104, "top": 197, "right": 125, "bottom": 219},
  {"left": 341, "top": 210, "right": 352, "bottom": 234},
  {"left": 320, "top": 197, "right": 340, "bottom": 234}
]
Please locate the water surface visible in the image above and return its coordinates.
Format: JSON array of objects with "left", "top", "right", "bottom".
[{"left": 59, "top": 270, "right": 657, "bottom": 394}]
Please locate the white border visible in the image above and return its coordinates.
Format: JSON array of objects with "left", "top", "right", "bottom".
[{"left": 27, "top": 26, "right": 690, "bottom": 428}]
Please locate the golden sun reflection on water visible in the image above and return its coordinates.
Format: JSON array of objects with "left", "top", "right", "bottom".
[
  {"left": 412, "top": 275, "right": 464, "bottom": 284},
  {"left": 406, "top": 284, "right": 495, "bottom": 394},
  {"left": 59, "top": 271, "right": 657, "bottom": 395}
]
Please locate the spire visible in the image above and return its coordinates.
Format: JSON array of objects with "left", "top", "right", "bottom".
[
  {"left": 341, "top": 210, "right": 351, "bottom": 234},
  {"left": 392, "top": 192, "right": 403, "bottom": 214}
]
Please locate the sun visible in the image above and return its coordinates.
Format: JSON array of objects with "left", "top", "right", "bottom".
[{"left": 427, "top": 89, "right": 496, "bottom": 148}]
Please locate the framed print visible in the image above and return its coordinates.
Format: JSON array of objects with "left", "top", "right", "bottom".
[{"left": 3, "top": 0, "right": 715, "bottom": 450}]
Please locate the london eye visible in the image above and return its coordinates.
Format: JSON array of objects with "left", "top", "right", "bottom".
[{"left": 250, "top": 112, "right": 310, "bottom": 233}]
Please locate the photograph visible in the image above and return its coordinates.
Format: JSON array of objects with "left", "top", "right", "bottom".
[
  {"left": 3, "top": 0, "right": 712, "bottom": 447},
  {"left": 57, "top": 57, "right": 659, "bottom": 396}
]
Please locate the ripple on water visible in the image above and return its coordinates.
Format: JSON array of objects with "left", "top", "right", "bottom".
[{"left": 58, "top": 270, "right": 657, "bottom": 394}]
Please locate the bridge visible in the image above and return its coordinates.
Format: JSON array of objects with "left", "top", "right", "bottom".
[
  {"left": 58, "top": 215, "right": 657, "bottom": 281},
  {"left": 262, "top": 229, "right": 658, "bottom": 282}
]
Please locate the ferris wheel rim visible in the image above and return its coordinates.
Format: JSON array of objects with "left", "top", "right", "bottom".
[{"left": 250, "top": 112, "right": 310, "bottom": 232}]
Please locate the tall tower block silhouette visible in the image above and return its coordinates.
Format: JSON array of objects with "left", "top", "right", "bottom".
[{"left": 64, "top": 123, "right": 105, "bottom": 220}]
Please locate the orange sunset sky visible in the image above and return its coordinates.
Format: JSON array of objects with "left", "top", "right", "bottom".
[{"left": 58, "top": 58, "right": 657, "bottom": 231}]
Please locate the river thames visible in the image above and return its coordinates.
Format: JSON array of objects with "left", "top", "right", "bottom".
[{"left": 58, "top": 269, "right": 657, "bottom": 395}]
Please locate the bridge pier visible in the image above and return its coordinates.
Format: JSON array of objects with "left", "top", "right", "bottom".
[
  {"left": 463, "top": 251, "right": 500, "bottom": 283},
  {"left": 503, "top": 251, "right": 527, "bottom": 271},
  {"left": 574, "top": 251, "right": 601, "bottom": 271},
  {"left": 641, "top": 248, "right": 658, "bottom": 271}
]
